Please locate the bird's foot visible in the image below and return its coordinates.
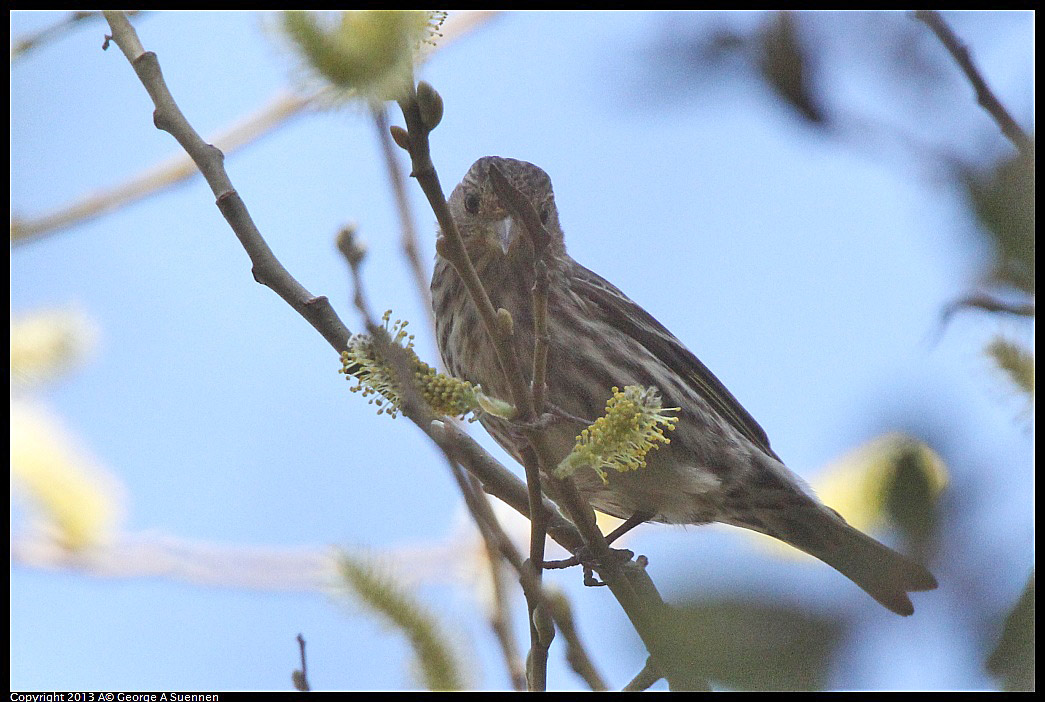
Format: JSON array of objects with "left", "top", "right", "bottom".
[{"left": 543, "top": 547, "right": 636, "bottom": 587}]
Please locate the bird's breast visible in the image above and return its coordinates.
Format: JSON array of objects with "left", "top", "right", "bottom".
[{"left": 432, "top": 255, "right": 537, "bottom": 404}]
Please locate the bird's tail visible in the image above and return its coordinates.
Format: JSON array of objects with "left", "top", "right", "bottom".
[{"left": 752, "top": 504, "right": 938, "bottom": 616}]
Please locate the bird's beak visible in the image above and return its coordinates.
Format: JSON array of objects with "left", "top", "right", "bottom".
[{"left": 494, "top": 216, "right": 514, "bottom": 254}]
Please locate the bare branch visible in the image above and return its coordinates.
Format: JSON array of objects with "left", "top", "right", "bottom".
[
  {"left": 486, "top": 162, "right": 562, "bottom": 684},
  {"left": 337, "top": 223, "right": 608, "bottom": 690},
  {"left": 471, "top": 473, "right": 527, "bottom": 691},
  {"left": 395, "top": 90, "right": 537, "bottom": 423},
  {"left": 372, "top": 105, "right": 435, "bottom": 336},
  {"left": 393, "top": 86, "right": 558, "bottom": 687},
  {"left": 102, "top": 11, "right": 351, "bottom": 353},
  {"left": 426, "top": 420, "right": 583, "bottom": 553},
  {"left": 942, "top": 293, "right": 1035, "bottom": 322},
  {"left": 546, "top": 590, "right": 609, "bottom": 691},
  {"left": 914, "top": 10, "right": 1033, "bottom": 156},
  {"left": 394, "top": 84, "right": 711, "bottom": 691},
  {"left": 99, "top": 11, "right": 585, "bottom": 565},
  {"left": 485, "top": 163, "right": 552, "bottom": 411},
  {"left": 101, "top": 11, "right": 706, "bottom": 689},
  {"left": 292, "top": 634, "right": 311, "bottom": 692},
  {"left": 443, "top": 455, "right": 607, "bottom": 691}
]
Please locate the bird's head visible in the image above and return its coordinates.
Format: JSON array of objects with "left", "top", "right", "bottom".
[{"left": 445, "top": 156, "right": 563, "bottom": 259}]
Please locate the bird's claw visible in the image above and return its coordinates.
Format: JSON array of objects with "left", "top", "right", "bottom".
[{"left": 544, "top": 547, "right": 636, "bottom": 587}]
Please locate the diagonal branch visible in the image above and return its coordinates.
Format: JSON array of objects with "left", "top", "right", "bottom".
[
  {"left": 102, "top": 11, "right": 350, "bottom": 354},
  {"left": 486, "top": 164, "right": 552, "bottom": 411},
  {"left": 396, "top": 91, "right": 537, "bottom": 424},
  {"left": 102, "top": 11, "right": 708, "bottom": 690},
  {"left": 914, "top": 10, "right": 1033, "bottom": 156},
  {"left": 372, "top": 105, "right": 436, "bottom": 336},
  {"left": 99, "top": 9, "right": 586, "bottom": 563},
  {"left": 393, "top": 86, "right": 556, "bottom": 688},
  {"left": 342, "top": 244, "right": 604, "bottom": 691},
  {"left": 10, "top": 90, "right": 310, "bottom": 245},
  {"left": 393, "top": 86, "right": 711, "bottom": 691}
]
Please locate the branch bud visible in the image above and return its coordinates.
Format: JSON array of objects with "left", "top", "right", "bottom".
[
  {"left": 416, "top": 80, "right": 444, "bottom": 131},
  {"left": 389, "top": 125, "right": 411, "bottom": 151}
]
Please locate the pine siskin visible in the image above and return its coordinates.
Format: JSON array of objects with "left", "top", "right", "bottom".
[{"left": 431, "top": 156, "right": 937, "bottom": 615}]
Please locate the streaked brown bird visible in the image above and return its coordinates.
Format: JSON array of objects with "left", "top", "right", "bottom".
[{"left": 431, "top": 156, "right": 937, "bottom": 615}]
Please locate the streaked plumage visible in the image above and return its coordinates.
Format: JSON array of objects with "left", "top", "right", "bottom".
[{"left": 431, "top": 156, "right": 937, "bottom": 615}]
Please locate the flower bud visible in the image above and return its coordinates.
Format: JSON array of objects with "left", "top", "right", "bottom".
[{"left": 416, "top": 80, "right": 444, "bottom": 131}]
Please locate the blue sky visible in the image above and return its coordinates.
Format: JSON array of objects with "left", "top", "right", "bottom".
[{"left": 11, "top": 11, "right": 1034, "bottom": 691}]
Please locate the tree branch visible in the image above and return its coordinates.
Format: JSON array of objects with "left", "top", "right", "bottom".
[
  {"left": 102, "top": 11, "right": 707, "bottom": 689},
  {"left": 393, "top": 87, "right": 560, "bottom": 687},
  {"left": 100, "top": 8, "right": 587, "bottom": 566},
  {"left": 470, "top": 472, "right": 528, "bottom": 691},
  {"left": 443, "top": 456, "right": 606, "bottom": 691},
  {"left": 622, "top": 656, "right": 663, "bottom": 692},
  {"left": 395, "top": 91, "right": 537, "bottom": 424},
  {"left": 914, "top": 10, "right": 1033, "bottom": 156},
  {"left": 338, "top": 204, "right": 612, "bottom": 691},
  {"left": 102, "top": 11, "right": 350, "bottom": 354},
  {"left": 393, "top": 85, "right": 711, "bottom": 691},
  {"left": 486, "top": 163, "right": 552, "bottom": 411},
  {"left": 371, "top": 105, "right": 436, "bottom": 337}
]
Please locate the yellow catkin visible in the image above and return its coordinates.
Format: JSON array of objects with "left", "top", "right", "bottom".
[{"left": 556, "top": 386, "right": 679, "bottom": 483}]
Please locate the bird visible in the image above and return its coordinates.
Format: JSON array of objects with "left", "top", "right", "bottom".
[{"left": 430, "top": 156, "right": 937, "bottom": 615}]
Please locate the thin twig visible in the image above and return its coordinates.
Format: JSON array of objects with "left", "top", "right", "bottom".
[
  {"left": 292, "top": 633, "right": 311, "bottom": 692},
  {"left": 485, "top": 163, "right": 553, "bottom": 255},
  {"left": 485, "top": 164, "right": 552, "bottom": 411},
  {"left": 393, "top": 87, "right": 711, "bottom": 691},
  {"left": 530, "top": 260, "right": 550, "bottom": 411},
  {"left": 395, "top": 92, "right": 536, "bottom": 423},
  {"left": 914, "top": 10, "right": 1033, "bottom": 156},
  {"left": 341, "top": 229, "right": 435, "bottom": 428},
  {"left": 343, "top": 232, "right": 552, "bottom": 689},
  {"left": 546, "top": 590, "right": 609, "bottom": 691},
  {"left": 101, "top": 11, "right": 351, "bottom": 354},
  {"left": 338, "top": 224, "right": 607, "bottom": 691},
  {"left": 545, "top": 465, "right": 711, "bottom": 691},
  {"left": 942, "top": 293, "right": 1035, "bottom": 321},
  {"left": 470, "top": 475, "right": 528, "bottom": 691},
  {"left": 100, "top": 10, "right": 587, "bottom": 568},
  {"left": 444, "top": 457, "right": 607, "bottom": 692},
  {"left": 426, "top": 420, "right": 583, "bottom": 554},
  {"left": 102, "top": 12, "right": 704, "bottom": 689},
  {"left": 521, "top": 443, "right": 550, "bottom": 690},
  {"left": 372, "top": 105, "right": 436, "bottom": 336},
  {"left": 485, "top": 162, "right": 561, "bottom": 686},
  {"left": 394, "top": 87, "right": 556, "bottom": 688}
]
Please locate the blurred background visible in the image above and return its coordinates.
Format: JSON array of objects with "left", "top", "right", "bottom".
[{"left": 11, "top": 10, "right": 1033, "bottom": 692}]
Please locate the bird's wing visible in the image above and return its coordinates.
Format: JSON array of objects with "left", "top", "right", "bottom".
[{"left": 569, "top": 261, "right": 781, "bottom": 462}]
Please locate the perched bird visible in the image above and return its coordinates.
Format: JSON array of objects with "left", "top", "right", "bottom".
[{"left": 431, "top": 156, "right": 937, "bottom": 615}]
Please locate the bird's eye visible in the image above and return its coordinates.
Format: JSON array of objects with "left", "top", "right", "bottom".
[
  {"left": 464, "top": 193, "right": 481, "bottom": 215},
  {"left": 539, "top": 206, "right": 550, "bottom": 225}
]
